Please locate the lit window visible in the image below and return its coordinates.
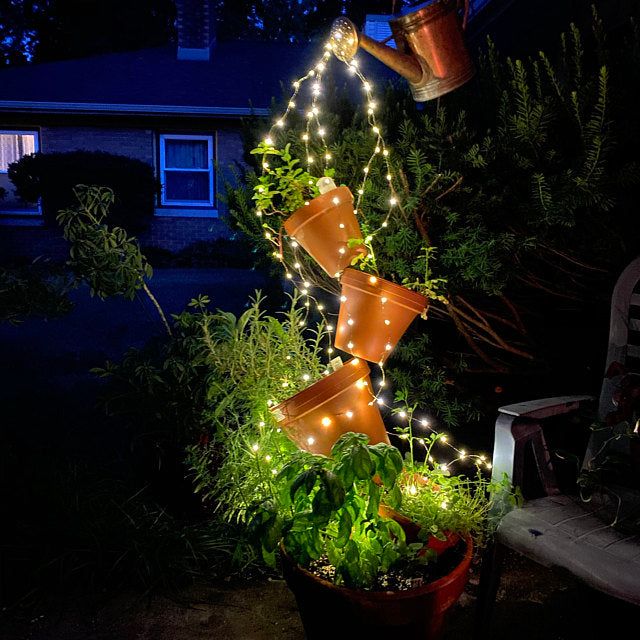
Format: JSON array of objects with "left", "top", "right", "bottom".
[
  {"left": 0, "top": 130, "right": 40, "bottom": 215},
  {"left": 159, "top": 134, "right": 214, "bottom": 207},
  {"left": 0, "top": 131, "right": 38, "bottom": 173}
]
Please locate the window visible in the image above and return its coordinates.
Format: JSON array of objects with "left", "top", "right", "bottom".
[
  {"left": 0, "top": 130, "right": 38, "bottom": 173},
  {"left": 0, "top": 130, "right": 40, "bottom": 215},
  {"left": 159, "top": 134, "right": 214, "bottom": 207}
]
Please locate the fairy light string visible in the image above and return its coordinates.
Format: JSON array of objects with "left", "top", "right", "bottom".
[{"left": 251, "top": 40, "right": 490, "bottom": 472}]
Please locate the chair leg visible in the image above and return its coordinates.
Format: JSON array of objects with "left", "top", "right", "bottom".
[{"left": 474, "top": 541, "right": 506, "bottom": 640}]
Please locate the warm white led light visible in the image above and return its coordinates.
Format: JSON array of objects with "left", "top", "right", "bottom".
[{"left": 321, "top": 417, "right": 331, "bottom": 427}]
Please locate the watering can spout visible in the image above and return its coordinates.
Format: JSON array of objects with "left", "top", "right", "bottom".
[
  {"left": 329, "top": 0, "right": 474, "bottom": 102},
  {"left": 330, "top": 17, "right": 424, "bottom": 85}
]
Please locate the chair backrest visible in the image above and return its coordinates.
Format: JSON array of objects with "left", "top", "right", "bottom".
[{"left": 585, "top": 256, "right": 640, "bottom": 467}]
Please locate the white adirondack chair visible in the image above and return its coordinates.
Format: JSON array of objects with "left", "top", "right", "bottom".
[{"left": 476, "top": 257, "right": 640, "bottom": 636}]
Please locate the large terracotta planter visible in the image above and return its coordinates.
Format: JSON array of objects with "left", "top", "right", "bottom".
[
  {"left": 283, "top": 186, "right": 367, "bottom": 278},
  {"left": 270, "top": 358, "right": 389, "bottom": 456},
  {"left": 281, "top": 536, "right": 472, "bottom": 640},
  {"left": 335, "top": 268, "right": 428, "bottom": 364}
]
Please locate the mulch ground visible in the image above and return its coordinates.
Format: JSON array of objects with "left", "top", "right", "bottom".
[{"left": 1, "top": 549, "right": 637, "bottom": 640}]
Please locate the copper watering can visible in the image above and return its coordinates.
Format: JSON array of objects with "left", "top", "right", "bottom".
[{"left": 330, "top": 0, "right": 474, "bottom": 101}]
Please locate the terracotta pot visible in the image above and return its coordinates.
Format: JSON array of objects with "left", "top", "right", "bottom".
[
  {"left": 281, "top": 536, "right": 472, "bottom": 640},
  {"left": 283, "top": 187, "right": 367, "bottom": 278},
  {"left": 270, "top": 358, "right": 389, "bottom": 456},
  {"left": 378, "top": 504, "right": 460, "bottom": 555},
  {"left": 335, "top": 268, "right": 428, "bottom": 364}
]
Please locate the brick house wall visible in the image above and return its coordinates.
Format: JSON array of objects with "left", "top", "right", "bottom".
[{"left": 1, "top": 117, "right": 248, "bottom": 259}]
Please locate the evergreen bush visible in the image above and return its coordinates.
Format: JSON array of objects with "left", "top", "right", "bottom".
[{"left": 8, "top": 150, "right": 160, "bottom": 232}]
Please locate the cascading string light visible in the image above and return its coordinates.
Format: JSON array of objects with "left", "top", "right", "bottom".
[{"left": 251, "top": 40, "right": 491, "bottom": 473}]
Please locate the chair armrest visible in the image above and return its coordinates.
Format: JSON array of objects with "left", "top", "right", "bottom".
[
  {"left": 498, "top": 395, "right": 594, "bottom": 420},
  {"left": 492, "top": 395, "right": 595, "bottom": 496}
]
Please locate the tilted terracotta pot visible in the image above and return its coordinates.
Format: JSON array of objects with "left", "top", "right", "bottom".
[
  {"left": 283, "top": 186, "right": 367, "bottom": 278},
  {"left": 281, "top": 535, "right": 472, "bottom": 640},
  {"left": 335, "top": 268, "right": 428, "bottom": 364},
  {"left": 270, "top": 358, "right": 389, "bottom": 457}
]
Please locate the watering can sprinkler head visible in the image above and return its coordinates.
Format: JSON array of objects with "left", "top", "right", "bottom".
[{"left": 329, "top": 0, "right": 475, "bottom": 102}]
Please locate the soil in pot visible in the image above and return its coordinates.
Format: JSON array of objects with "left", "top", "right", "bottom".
[
  {"left": 335, "top": 269, "right": 428, "bottom": 364},
  {"left": 281, "top": 536, "right": 472, "bottom": 640},
  {"left": 283, "top": 187, "right": 367, "bottom": 278},
  {"left": 270, "top": 358, "right": 389, "bottom": 456}
]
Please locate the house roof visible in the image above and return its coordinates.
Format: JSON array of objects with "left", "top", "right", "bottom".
[{"left": 0, "top": 40, "right": 396, "bottom": 118}]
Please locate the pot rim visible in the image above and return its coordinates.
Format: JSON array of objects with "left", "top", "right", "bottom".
[
  {"left": 271, "top": 358, "right": 372, "bottom": 426},
  {"left": 281, "top": 534, "right": 472, "bottom": 601},
  {"left": 340, "top": 268, "right": 428, "bottom": 314},
  {"left": 284, "top": 186, "right": 354, "bottom": 238}
]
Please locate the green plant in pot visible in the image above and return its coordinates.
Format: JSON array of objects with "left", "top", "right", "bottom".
[
  {"left": 246, "top": 431, "right": 482, "bottom": 639},
  {"left": 251, "top": 141, "right": 368, "bottom": 278}
]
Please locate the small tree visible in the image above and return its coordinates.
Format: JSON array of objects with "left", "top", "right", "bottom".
[{"left": 57, "top": 184, "right": 171, "bottom": 335}]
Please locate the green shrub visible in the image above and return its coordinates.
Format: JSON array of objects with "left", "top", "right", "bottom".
[{"left": 8, "top": 151, "right": 160, "bottom": 231}]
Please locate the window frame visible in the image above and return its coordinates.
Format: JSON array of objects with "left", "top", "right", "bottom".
[
  {"left": 0, "top": 129, "right": 40, "bottom": 174},
  {"left": 158, "top": 133, "right": 215, "bottom": 208}
]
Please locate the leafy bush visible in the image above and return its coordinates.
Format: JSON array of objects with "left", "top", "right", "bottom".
[
  {"left": 8, "top": 150, "right": 159, "bottom": 231},
  {"left": 0, "top": 261, "right": 75, "bottom": 324},
  {"left": 227, "top": 13, "right": 640, "bottom": 427}
]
